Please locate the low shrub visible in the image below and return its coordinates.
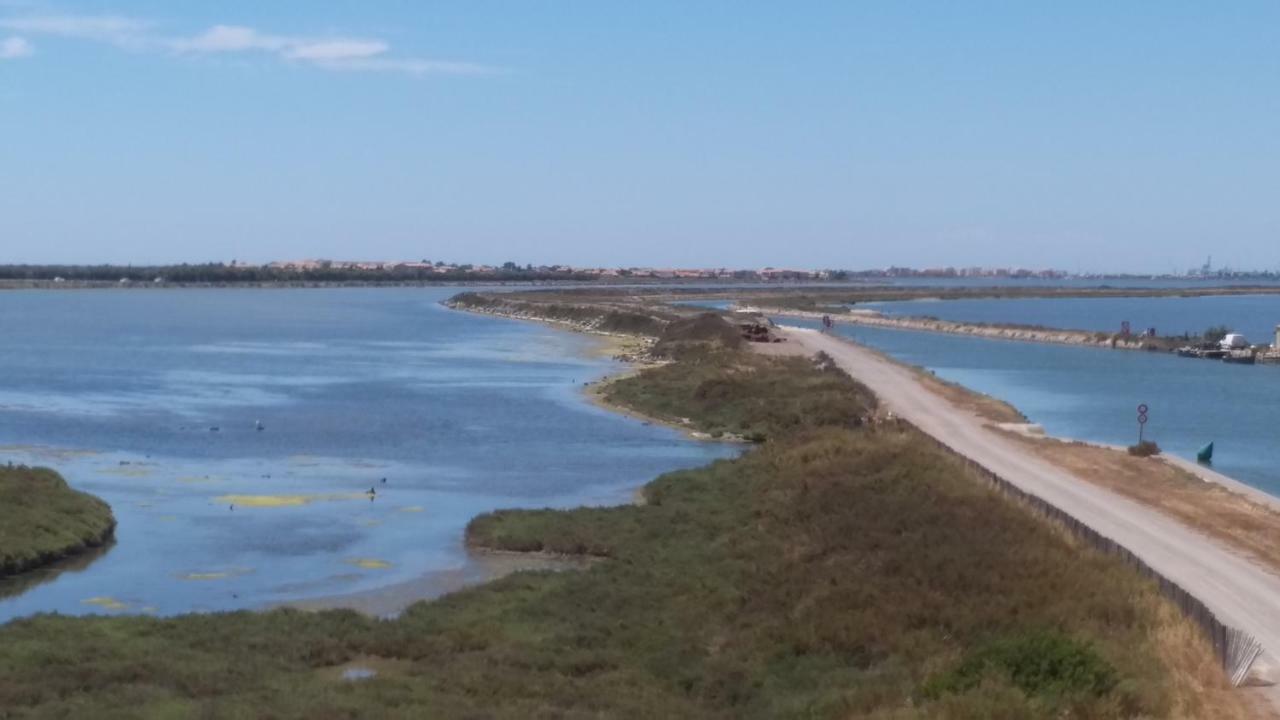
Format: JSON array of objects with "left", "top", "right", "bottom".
[{"left": 1128, "top": 441, "right": 1161, "bottom": 457}]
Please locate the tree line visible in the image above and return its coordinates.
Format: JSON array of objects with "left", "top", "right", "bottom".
[{"left": 0, "top": 264, "right": 597, "bottom": 284}]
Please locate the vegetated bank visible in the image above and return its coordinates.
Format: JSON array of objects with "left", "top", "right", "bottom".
[
  {"left": 0, "top": 466, "right": 115, "bottom": 577},
  {"left": 445, "top": 290, "right": 680, "bottom": 337},
  {"left": 0, "top": 305, "right": 1257, "bottom": 718}
]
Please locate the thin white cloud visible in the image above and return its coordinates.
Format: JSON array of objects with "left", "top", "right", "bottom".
[
  {"left": 316, "top": 57, "right": 494, "bottom": 76},
  {"left": 283, "top": 39, "right": 388, "bottom": 62},
  {"left": 171, "top": 25, "right": 391, "bottom": 64},
  {"left": 169, "top": 24, "right": 285, "bottom": 53},
  {"left": 0, "top": 34, "right": 32, "bottom": 58},
  {"left": 0, "top": 14, "right": 151, "bottom": 49},
  {"left": 0, "top": 14, "right": 493, "bottom": 75}
]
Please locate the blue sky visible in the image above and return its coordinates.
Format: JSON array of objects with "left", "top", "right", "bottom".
[{"left": 1, "top": 1, "right": 1277, "bottom": 272}]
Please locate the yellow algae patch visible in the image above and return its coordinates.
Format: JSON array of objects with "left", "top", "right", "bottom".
[
  {"left": 219, "top": 494, "right": 308, "bottom": 508},
  {"left": 216, "top": 493, "right": 367, "bottom": 508},
  {"left": 0, "top": 444, "right": 100, "bottom": 461},
  {"left": 82, "top": 596, "right": 128, "bottom": 611},
  {"left": 179, "top": 567, "right": 252, "bottom": 581},
  {"left": 359, "top": 519, "right": 383, "bottom": 527},
  {"left": 182, "top": 572, "right": 231, "bottom": 581},
  {"left": 346, "top": 558, "right": 393, "bottom": 570},
  {"left": 398, "top": 506, "right": 424, "bottom": 513}
]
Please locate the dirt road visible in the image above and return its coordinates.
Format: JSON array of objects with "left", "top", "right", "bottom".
[{"left": 781, "top": 326, "right": 1280, "bottom": 692}]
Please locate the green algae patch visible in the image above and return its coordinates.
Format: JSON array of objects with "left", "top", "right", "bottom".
[
  {"left": 215, "top": 493, "right": 367, "bottom": 508},
  {"left": 81, "top": 596, "right": 128, "bottom": 611},
  {"left": 0, "top": 465, "right": 116, "bottom": 577},
  {"left": 345, "top": 558, "right": 392, "bottom": 570},
  {"left": 398, "top": 506, "right": 425, "bottom": 513}
]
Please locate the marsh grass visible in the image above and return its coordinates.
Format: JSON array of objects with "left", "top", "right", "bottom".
[
  {"left": 602, "top": 348, "right": 875, "bottom": 442},
  {"left": 0, "top": 340, "right": 1254, "bottom": 718},
  {"left": 0, "top": 466, "right": 115, "bottom": 577}
]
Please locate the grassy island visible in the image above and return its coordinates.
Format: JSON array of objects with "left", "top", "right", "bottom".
[
  {"left": 0, "top": 309, "right": 1255, "bottom": 718},
  {"left": 0, "top": 466, "right": 115, "bottom": 578}
]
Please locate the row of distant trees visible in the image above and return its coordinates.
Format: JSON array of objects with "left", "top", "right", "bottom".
[{"left": 0, "top": 263, "right": 599, "bottom": 284}]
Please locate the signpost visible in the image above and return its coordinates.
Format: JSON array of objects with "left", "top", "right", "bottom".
[{"left": 1137, "top": 403, "right": 1149, "bottom": 445}]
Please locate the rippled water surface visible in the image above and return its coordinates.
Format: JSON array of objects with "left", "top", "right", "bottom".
[{"left": 0, "top": 288, "right": 734, "bottom": 621}]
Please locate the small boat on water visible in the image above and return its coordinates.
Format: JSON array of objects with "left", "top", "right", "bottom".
[
  {"left": 1175, "top": 345, "right": 1229, "bottom": 359},
  {"left": 1223, "top": 351, "right": 1256, "bottom": 365},
  {"left": 1197, "top": 442, "right": 1214, "bottom": 464}
]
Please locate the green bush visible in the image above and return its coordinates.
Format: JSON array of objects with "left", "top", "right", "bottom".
[
  {"left": 1203, "top": 325, "right": 1232, "bottom": 344},
  {"left": 924, "top": 631, "right": 1118, "bottom": 702}
]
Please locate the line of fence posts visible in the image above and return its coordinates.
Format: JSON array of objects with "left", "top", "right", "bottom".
[{"left": 905, "top": 422, "right": 1263, "bottom": 686}]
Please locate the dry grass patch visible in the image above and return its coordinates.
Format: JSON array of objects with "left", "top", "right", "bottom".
[
  {"left": 909, "top": 367, "right": 1028, "bottom": 424},
  {"left": 1004, "top": 432, "right": 1280, "bottom": 576}
]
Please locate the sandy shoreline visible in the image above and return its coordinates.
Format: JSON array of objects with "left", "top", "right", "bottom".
[{"left": 281, "top": 550, "right": 599, "bottom": 617}]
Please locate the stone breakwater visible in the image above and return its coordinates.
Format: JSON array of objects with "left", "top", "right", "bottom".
[{"left": 746, "top": 306, "right": 1161, "bottom": 351}]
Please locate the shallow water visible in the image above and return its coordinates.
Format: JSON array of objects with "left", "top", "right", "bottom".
[{"left": 0, "top": 288, "right": 734, "bottom": 621}]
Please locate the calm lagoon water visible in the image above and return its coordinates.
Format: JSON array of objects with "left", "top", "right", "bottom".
[
  {"left": 868, "top": 294, "right": 1280, "bottom": 344},
  {"left": 0, "top": 288, "right": 734, "bottom": 621},
  {"left": 781, "top": 314, "right": 1280, "bottom": 496}
]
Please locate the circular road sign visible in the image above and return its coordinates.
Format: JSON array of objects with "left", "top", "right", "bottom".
[{"left": 1137, "top": 403, "right": 1149, "bottom": 414}]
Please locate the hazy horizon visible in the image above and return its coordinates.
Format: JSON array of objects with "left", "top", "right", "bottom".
[{"left": 2, "top": 2, "right": 1277, "bottom": 274}]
